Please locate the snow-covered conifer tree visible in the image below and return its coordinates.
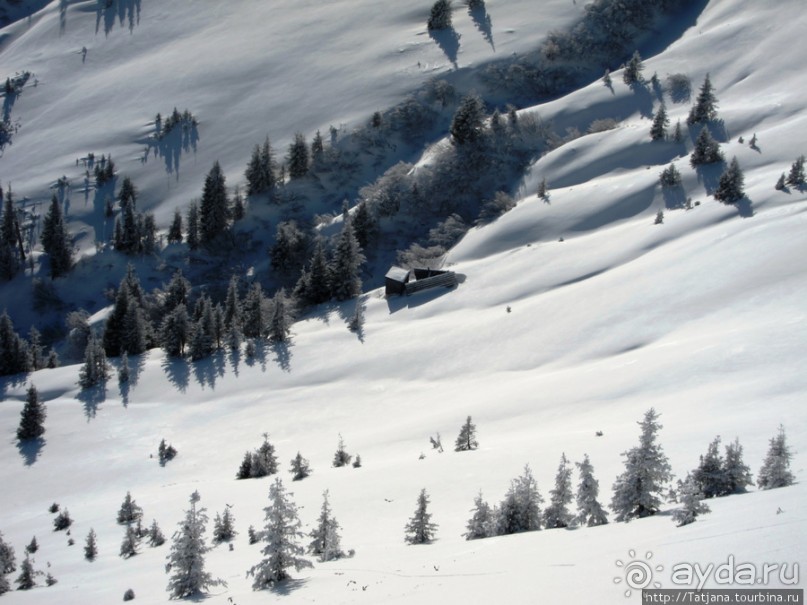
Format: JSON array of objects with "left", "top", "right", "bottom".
[
  {"left": 212, "top": 506, "right": 237, "bottom": 543},
  {"left": 496, "top": 464, "right": 543, "bottom": 534},
  {"left": 454, "top": 415, "right": 478, "bottom": 451},
  {"left": 427, "top": 0, "right": 452, "bottom": 30},
  {"left": 0, "top": 568, "right": 8, "bottom": 594},
  {"left": 287, "top": 133, "right": 309, "bottom": 180},
  {"left": 723, "top": 438, "right": 752, "bottom": 494},
  {"left": 464, "top": 491, "right": 494, "bottom": 540},
  {"left": 450, "top": 94, "right": 485, "bottom": 146},
  {"left": 166, "top": 491, "right": 224, "bottom": 598},
  {"left": 53, "top": 509, "right": 72, "bottom": 531},
  {"left": 290, "top": 452, "right": 311, "bottom": 481},
  {"left": 308, "top": 490, "right": 345, "bottom": 561},
  {"left": 251, "top": 434, "right": 279, "bottom": 478},
  {"left": 690, "top": 126, "right": 724, "bottom": 166},
  {"left": 575, "top": 454, "right": 609, "bottom": 527},
  {"left": 650, "top": 103, "right": 669, "bottom": 141},
  {"left": 268, "top": 289, "right": 292, "bottom": 343},
  {"left": 687, "top": 73, "right": 718, "bottom": 124},
  {"left": 120, "top": 524, "right": 139, "bottom": 559},
  {"left": 40, "top": 194, "right": 73, "bottom": 278},
  {"left": 692, "top": 436, "right": 728, "bottom": 498},
  {"left": 117, "top": 492, "right": 143, "bottom": 525},
  {"left": 671, "top": 474, "right": 710, "bottom": 526},
  {"left": 659, "top": 163, "right": 682, "bottom": 188},
  {"left": 543, "top": 453, "right": 574, "bottom": 529},
  {"left": 199, "top": 161, "right": 230, "bottom": 245},
  {"left": 84, "top": 528, "right": 98, "bottom": 560},
  {"left": 786, "top": 155, "right": 805, "bottom": 187},
  {"left": 332, "top": 434, "right": 352, "bottom": 468},
  {"left": 611, "top": 408, "right": 673, "bottom": 522},
  {"left": 167, "top": 209, "right": 183, "bottom": 244},
  {"left": 15, "top": 555, "right": 35, "bottom": 590},
  {"left": 17, "top": 383, "right": 46, "bottom": 441},
  {"left": 248, "top": 478, "right": 312, "bottom": 588},
  {"left": 78, "top": 334, "right": 109, "bottom": 388},
  {"left": 147, "top": 519, "right": 165, "bottom": 547},
  {"left": 329, "top": 219, "right": 365, "bottom": 302},
  {"left": 404, "top": 489, "right": 438, "bottom": 544},
  {"left": 713, "top": 156, "right": 745, "bottom": 203},
  {"left": 757, "top": 425, "right": 794, "bottom": 489},
  {"left": 0, "top": 530, "right": 16, "bottom": 573},
  {"left": 622, "top": 51, "right": 644, "bottom": 85}
]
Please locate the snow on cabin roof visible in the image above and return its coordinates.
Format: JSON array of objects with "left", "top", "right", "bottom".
[{"left": 385, "top": 266, "right": 410, "bottom": 283}]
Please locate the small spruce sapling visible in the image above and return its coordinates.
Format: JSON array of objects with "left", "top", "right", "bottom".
[
  {"left": 147, "top": 519, "right": 165, "bottom": 547},
  {"left": 212, "top": 505, "right": 237, "bottom": 543},
  {"left": 464, "top": 492, "right": 494, "bottom": 540},
  {"left": 671, "top": 474, "right": 710, "bottom": 527},
  {"left": 352, "top": 454, "right": 362, "bottom": 468},
  {"left": 85, "top": 529, "right": 98, "bottom": 560},
  {"left": 25, "top": 537, "right": 37, "bottom": 554},
  {"left": 53, "top": 509, "right": 73, "bottom": 531},
  {"left": 120, "top": 525, "right": 139, "bottom": 559},
  {"left": 786, "top": 155, "right": 805, "bottom": 187},
  {"left": 404, "top": 489, "right": 438, "bottom": 544},
  {"left": 575, "top": 454, "right": 609, "bottom": 527},
  {"left": 309, "top": 490, "right": 346, "bottom": 561},
  {"left": 454, "top": 415, "right": 478, "bottom": 451},
  {"left": 117, "top": 492, "right": 143, "bottom": 525},
  {"left": 17, "top": 383, "right": 46, "bottom": 441},
  {"left": 290, "top": 452, "right": 311, "bottom": 481},
  {"left": 333, "top": 434, "right": 352, "bottom": 468},
  {"left": 713, "top": 157, "right": 745, "bottom": 204},
  {"left": 757, "top": 425, "right": 794, "bottom": 490}
]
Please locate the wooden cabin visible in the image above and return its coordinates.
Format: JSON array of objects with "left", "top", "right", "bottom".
[{"left": 385, "top": 266, "right": 458, "bottom": 297}]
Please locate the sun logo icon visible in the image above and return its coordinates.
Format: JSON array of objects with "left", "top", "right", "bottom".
[{"left": 614, "top": 549, "right": 664, "bottom": 598}]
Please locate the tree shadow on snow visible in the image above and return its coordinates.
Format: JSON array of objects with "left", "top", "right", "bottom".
[
  {"left": 271, "top": 578, "right": 308, "bottom": 596},
  {"left": 694, "top": 161, "right": 726, "bottom": 196},
  {"left": 95, "top": 0, "right": 142, "bottom": 37},
  {"left": 140, "top": 119, "right": 200, "bottom": 179},
  {"left": 77, "top": 384, "right": 107, "bottom": 420},
  {"left": 429, "top": 28, "right": 461, "bottom": 69},
  {"left": 662, "top": 184, "right": 687, "bottom": 210},
  {"left": 59, "top": 0, "right": 68, "bottom": 35},
  {"left": 270, "top": 341, "right": 292, "bottom": 373},
  {"left": 161, "top": 356, "right": 190, "bottom": 393},
  {"left": 734, "top": 196, "right": 754, "bottom": 218},
  {"left": 469, "top": 4, "right": 494, "bottom": 50},
  {"left": 630, "top": 82, "right": 654, "bottom": 119},
  {"left": 191, "top": 353, "right": 223, "bottom": 390},
  {"left": 16, "top": 437, "right": 45, "bottom": 466}
]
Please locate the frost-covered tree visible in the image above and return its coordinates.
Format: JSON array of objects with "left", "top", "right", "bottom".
[
  {"left": 270, "top": 220, "right": 308, "bottom": 276},
  {"left": 308, "top": 490, "right": 345, "bottom": 561},
  {"left": 659, "top": 163, "right": 682, "bottom": 188},
  {"left": 757, "top": 425, "right": 794, "bottom": 490},
  {"left": 0, "top": 310, "right": 31, "bottom": 376},
  {"left": 692, "top": 436, "right": 728, "bottom": 498},
  {"left": 0, "top": 530, "right": 16, "bottom": 573},
  {"left": 15, "top": 555, "right": 36, "bottom": 590},
  {"left": 0, "top": 569, "right": 8, "bottom": 595},
  {"left": 268, "top": 289, "right": 292, "bottom": 344},
  {"left": 297, "top": 240, "right": 331, "bottom": 306},
  {"left": 120, "top": 524, "right": 139, "bottom": 558},
  {"left": 160, "top": 304, "right": 191, "bottom": 358},
  {"left": 427, "top": 0, "right": 452, "bottom": 30},
  {"left": 450, "top": 94, "right": 485, "bottom": 146},
  {"left": 575, "top": 454, "right": 608, "bottom": 527},
  {"left": 786, "top": 155, "right": 805, "bottom": 187},
  {"left": 248, "top": 478, "right": 312, "bottom": 588},
  {"left": 84, "top": 528, "right": 98, "bottom": 560},
  {"left": 329, "top": 219, "right": 365, "bottom": 301},
  {"left": 166, "top": 491, "right": 224, "bottom": 599},
  {"left": 332, "top": 434, "right": 352, "bottom": 468},
  {"left": 404, "top": 488, "right": 438, "bottom": 544},
  {"left": 622, "top": 51, "right": 644, "bottom": 85},
  {"left": 147, "top": 519, "right": 165, "bottom": 547},
  {"left": 251, "top": 434, "right": 279, "bottom": 478},
  {"left": 53, "top": 508, "right": 73, "bottom": 531},
  {"left": 713, "top": 156, "right": 745, "bottom": 203},
  {"left": 463, "top": 491, "right": 494, "bottom": 540},
  {"left": 650, "top": 103, "right": 668, "bottom": 141},
  {"left": 17, "top": 383, "right": 46, "bottom": 441},
  {"left": 454, "top": 415, "right": 478, "bottom": 451},
  {"left": 690, "top": 126, "right": 724, "bottom": 167},
  {"left": 245, "top": 137, "right": 276, "bottom": 196},
  {"left": 497, "top": 464, "right": 543, "bottom": 535},
  {"left": 671, "top": 474, "right": 710, "bottom": 527},
  {"left": 41, "top": 194, "right": 73, "bottom": 278},
  {"left": 687, "top": 73, "right": 718, "bottom": 125},
  {"left": 287, "top": 133, "right": 309, "bottom": 180},
  {"left": 611, "top": 408, "right": 673, "bottom": 522},
  {"left": 543, "top": 453, "right": 574, "bottom": 529},
  {"left": 117, "top": 492, "right": 144, "bottom": 525},
  {"left": 290, "top": 452, "right": 311, "bottom": 481},
  {"left": 723, "top": 438, "right": 753, "bottom": 494},
  {"left": 241, "top": 282, "right": 266, "bottom": 338},
  {"left": 212, "top": 505, "right": 237, "bottom": 543}
]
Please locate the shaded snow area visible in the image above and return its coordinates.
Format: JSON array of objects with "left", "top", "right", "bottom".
[{"left": 0, "top": 0, "right": 805, "bottom": 604}]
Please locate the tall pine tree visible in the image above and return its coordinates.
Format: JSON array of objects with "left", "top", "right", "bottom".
[
  {"left": 41, "top": 195, "right": 73, "bottom": 278},
  {"left": 17, "top": 383, "right": 45, "bottom": 441},
  {"left": 199, "top": 161, "right": 230, "bottom": 245}
]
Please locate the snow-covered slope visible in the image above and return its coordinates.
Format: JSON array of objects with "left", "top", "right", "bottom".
[{"left": 0, "top": 0, "right": 805, "bottom": 603}]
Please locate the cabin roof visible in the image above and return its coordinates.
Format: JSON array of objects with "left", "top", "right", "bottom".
[{"left": 385, "top": 266, "right": 410, "bottom": 283}]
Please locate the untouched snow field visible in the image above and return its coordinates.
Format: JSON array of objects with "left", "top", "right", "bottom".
[{"left": 1, "top": 0, "right": 806, "bottom": 604}]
